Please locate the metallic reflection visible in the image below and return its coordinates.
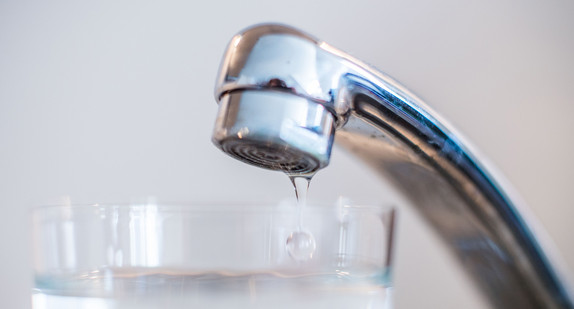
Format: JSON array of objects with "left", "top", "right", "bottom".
[{"left": 212, "top": 24, "right": 573, "bottom": 308}]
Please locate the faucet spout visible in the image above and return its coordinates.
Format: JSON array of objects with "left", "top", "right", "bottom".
[{"left": 211, "top": 23, "right": 573, "bottom": 308}]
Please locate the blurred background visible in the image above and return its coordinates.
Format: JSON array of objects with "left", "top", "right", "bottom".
[{"left": 1, "top": 0, "right": 573, "bottom": 308}]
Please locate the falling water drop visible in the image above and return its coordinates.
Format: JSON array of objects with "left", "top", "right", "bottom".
[
  {"left": 285, "top": 174, "right": 316, "bottom": 261},
  {"left": 286, "top": 230, "right": 316, "bottom": 261}
]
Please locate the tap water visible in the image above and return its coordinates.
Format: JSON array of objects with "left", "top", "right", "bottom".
[
  {"left": 286, "top": 175, "right": 316, "bottom": 261},
  {"left": 33, "top": 270, "right": 391, "bottom": 309},
  {"left": 286, "top": 230, "right": 316, "bottom": 261},
  {"left": 290, "top": 174, "right": 310, "bottom": 207}
]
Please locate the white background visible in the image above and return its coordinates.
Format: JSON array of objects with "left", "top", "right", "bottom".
[{"left": 1, "top": 0, "right": 573, "bottom": 308}]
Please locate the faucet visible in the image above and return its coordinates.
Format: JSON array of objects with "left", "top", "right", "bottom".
[{"left": 211, "top": 23, "right": 573, "bottom": 309}]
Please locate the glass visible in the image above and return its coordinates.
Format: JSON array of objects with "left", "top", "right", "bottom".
[{"left": 31, "top": 202, "right": 395, "bottom": 309}]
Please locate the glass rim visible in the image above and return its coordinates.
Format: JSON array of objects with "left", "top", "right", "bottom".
[{"left": 30, "top": 200, "right": 396, "bottom": 215}]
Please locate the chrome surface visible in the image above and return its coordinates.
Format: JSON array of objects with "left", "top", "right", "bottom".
[
  {"left": 213, "top": 90, "right": 335, "bottom": 174},
  {"left": 212, "top": 23, "right": 573, "bottom": 308}
]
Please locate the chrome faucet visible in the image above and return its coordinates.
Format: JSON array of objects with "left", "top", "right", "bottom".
[{"left": 211, "top": 23, "right": 573, "bottom": 308}]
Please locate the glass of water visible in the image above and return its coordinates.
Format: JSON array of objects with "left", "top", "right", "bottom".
[{"left": 31, "top": 202, "right": 395, "bottom": 309}]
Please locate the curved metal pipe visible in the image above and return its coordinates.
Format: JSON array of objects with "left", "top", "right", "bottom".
[{"left": 211, "top": 23, "right": 573, "bottom": 308}]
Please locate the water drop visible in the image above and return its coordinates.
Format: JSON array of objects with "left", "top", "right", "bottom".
[
  {"left": 286, "top": 173, "right": 316, "bottom": 261},
  {"left": 286, "top": 230, "right": 316, "bottom": 261}
]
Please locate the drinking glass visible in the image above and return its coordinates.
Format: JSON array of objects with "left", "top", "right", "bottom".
[{"left": 31, "top": 202, "right": 395, "bottom": 308}]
